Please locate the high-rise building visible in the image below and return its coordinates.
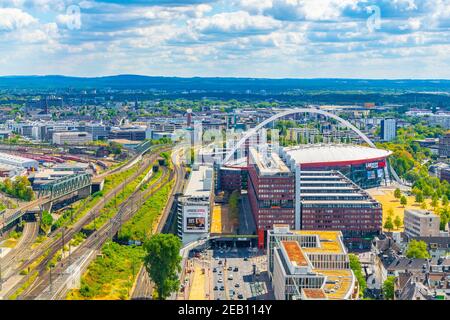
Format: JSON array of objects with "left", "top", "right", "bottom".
[
  {"left": 380, "top": 118, "right": 397, "bottom": 142},
  {"left": 439, "top": 131, "right": 450, "bottom": 158}
]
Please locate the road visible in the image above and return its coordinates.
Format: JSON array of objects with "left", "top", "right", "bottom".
[{"left": 2, "top": 147, "right": 171, "bottom": 299}]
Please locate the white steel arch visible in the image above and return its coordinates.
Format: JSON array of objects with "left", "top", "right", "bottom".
[{"left": 223, "top": 107, "right": 403, "bottom": 184}]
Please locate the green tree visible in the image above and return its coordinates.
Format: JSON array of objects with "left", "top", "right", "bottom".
[
  {"left": 387, "top": 208, "right": 394, "bottom": 218},
  {"left": 41, "top": 210, "right": 53, "bottom": 226},
  {"left": 383, "top": 276, "right": 396, "bottom": 300},
  {"left": 394, "top": 215, "right": 402, "bottom": 230},
  {"left": 384, "top": 216, "right": 394, "bottom": 231},
  {"left": 394, "top": 188, "right": 401, "bottom": 200},
  {"left": 144, "top": 234, "right": 182, "bottom": 300},
  {"left": 405, "top": 240, "right": 430, "bottom": 259},
  {"left": 415, "top": 191, "right": 424, "bottom": 203},
  {"left": 349, "top": 254, "right": 366, "bottom": 297},
  {"left": 442, "top": 195, "right": 449, "bottom": 207},
  {"left": 400, "top": 195, "right": 407, "bottom": 207},
  {"left": 431, "top": 194, "right": 439, "bottom": 209}
]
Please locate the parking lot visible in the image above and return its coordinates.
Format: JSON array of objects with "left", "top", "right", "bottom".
[{"left": 209, "top": 245, "right": 273, "bottom": 300}]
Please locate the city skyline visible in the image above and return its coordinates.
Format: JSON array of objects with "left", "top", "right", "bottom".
[{"left": 0, "top": 0, "right": 449, "bottom": 79}]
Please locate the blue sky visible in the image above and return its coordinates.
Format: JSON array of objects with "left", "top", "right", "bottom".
[{"left": 0, "top": 0, "right": 449, "bottom": 78}]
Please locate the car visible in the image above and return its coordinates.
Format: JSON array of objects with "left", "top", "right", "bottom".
[
  {"left": 228, "top": 275, "right": 234, "bottom": 281},
  {"left": 234, "top": 283, "right": 240, "bottom": 288},
  {"left": 243, "top": 257, "right": 248, "bottom": 261},
  {"left": 229, "top": 290, "right": 235, "bottom": 298},
  {"left": 220, "top": 286, "right": 225, "bottom": 291},
  {"left": 213, "top": 268, "right": 217, "bottom": 273},
  {"left": 213, "top": 286, "right": 218, "bottom": 291},
  {"left": 218, "top": 260, "right": 223, "bottom": 265},
  {"left": 237, "top": 293, "right": 244, "bottom": 299},
  {"left": 214, "top": 257, "right": 219, "bottom": 261},
  {"left": 233, "top": 267, "right": 239, "bottom": 272},
  {"left": 218, "top": 278, "right": 223, "bottom": 283},
  {"left": 218, "top": 270, "right": 222, "bottom": 275},
  {"left": 227, "top": 266, "right": 232, "bottom": 271}
]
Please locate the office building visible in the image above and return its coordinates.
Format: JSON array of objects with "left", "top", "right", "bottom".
[
  {"left": 380, "top": 119, "right": 397, "bottom": 142},
  {"left": 177, "top": 165, "right": 214, "bottom": 245},
  {"left": 53, "top": 132, "right": 93, "bottom": 145},
  {"left": 267, "top": 224, "right": 358, "bottom": 300},
  {"left": 404, "top": 209, "right": 441, "bottom": 238}
]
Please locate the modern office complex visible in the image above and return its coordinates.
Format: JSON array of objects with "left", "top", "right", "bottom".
[
  {"left": 267, "top": 224, "right": 357, "bottom": 300},
  {"left": 246, "top": 146, "right": 383, "bottom": 249},
  {"left": 299, "top": 171, "right": 382, "bottom": 249},
  {"left": 52, "top": 132, "right": 93, "bottom": 145},
  {"left": 177, "top": 165, "right": 214, "bottom": 245},
  {"left": 380, "top": 118, "right": 397, "bottom": 142}
]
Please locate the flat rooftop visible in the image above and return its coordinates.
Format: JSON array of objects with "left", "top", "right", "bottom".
[
  {"left": 281, "top": 241, "right": 308, "bottom": 267},
  {"left": 249, "top": 147, "right": 291, "bottom": 176},
  {"left": 295, "top": 230, "right": 346, "bottom": 254},
  {"left": 183, "top": 165, "right": 213, "bottom": 198},
  {"left": 283, "top": 144, "right": 392, "bottom": 166},
  {"left": 302, "top": 288, "right": 327, "bottom": 300},
  {"left": 405, "top": 209, "right": 439, "bottom": 218},
  {"left": 317, "top": 269, "right": 355, "bottom": 300}
]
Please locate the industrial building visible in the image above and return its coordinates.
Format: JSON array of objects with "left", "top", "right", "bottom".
[
  {"left": 53, "top": 132, "right": 93, "bottom": 145},
  {"left": 177, "top": 165, "right": 214, "bottom": 245},
  {"left": 0, "top": 152, "right": 39, "bottom": 170},
  {"left": 267, "top": 224, "right": 357, "bottom": 300}
]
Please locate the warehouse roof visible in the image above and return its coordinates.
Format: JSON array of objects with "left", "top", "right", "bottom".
[{"left": 283, "top": 144, "right": 392, "bottom": 167}]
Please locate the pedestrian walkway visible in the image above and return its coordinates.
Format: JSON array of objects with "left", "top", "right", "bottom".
[{"left": 188, "top": 264, "right": 206, "bottom": 300}]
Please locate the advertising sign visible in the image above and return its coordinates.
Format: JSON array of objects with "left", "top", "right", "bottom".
[
  {"left": 183, "top": 205, "right": 208, "bottom": 233},
  {"left": 366, "top": 162, "right": 378, "bottom": 169}
]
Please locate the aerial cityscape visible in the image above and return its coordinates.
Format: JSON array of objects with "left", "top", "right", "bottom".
[{"left": 0, "top": 0, "right": 449, "bottom": 308}]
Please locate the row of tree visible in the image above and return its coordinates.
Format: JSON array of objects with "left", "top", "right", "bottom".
[{"left": 0, "top": 176, "right": 34, "bottom": 201}]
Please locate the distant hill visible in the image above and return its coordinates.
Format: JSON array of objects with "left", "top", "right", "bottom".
[{"left": 1, "top": 75, "right": 450, "bottom": 93}]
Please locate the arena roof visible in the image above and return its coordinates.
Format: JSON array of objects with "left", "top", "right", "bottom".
[{"left": 283, "top": 144, "right": 392, "bottom": 167}]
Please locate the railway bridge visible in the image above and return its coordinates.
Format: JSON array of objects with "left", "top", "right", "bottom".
[{"left": 0, "top": 173, "right": 92, "bottom": 234}]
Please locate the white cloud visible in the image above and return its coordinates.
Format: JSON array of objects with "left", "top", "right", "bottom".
[
  {"left": 190, "top": 11, "right": 282, "bottom": 34},
  {"left": 0, "top": 8, "right": 37, "bottom": 30}
]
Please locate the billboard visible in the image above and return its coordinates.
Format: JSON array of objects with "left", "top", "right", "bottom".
[{"left": 183, "top": 205, "right": 209, "bottom": 233}]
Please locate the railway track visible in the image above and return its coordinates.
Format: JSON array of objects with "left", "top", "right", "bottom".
[
  {"left": 3, "top": 147, "right": 171, "bottom": 299},
  {"left": 24, "top": 165, "right": 172, "bottom": 299},
  {"left": 0, "top": 221, "right": 39, "bottom": 277},
  {"left": 131, "top": 148, "right": 186, "bottom": 300}
]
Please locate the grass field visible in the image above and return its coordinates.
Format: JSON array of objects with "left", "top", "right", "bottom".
[{"left": 367, "top": 187, "right": 434, "bottom": 232}]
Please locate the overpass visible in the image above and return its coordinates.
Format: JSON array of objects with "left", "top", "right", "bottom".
[{"left": 0, "top": 173, "right": 92, "bottom": 233}]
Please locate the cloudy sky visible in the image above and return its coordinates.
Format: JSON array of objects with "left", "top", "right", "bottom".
[{"left": 0, "top": 0, "right": 449, "bottom": 78}]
